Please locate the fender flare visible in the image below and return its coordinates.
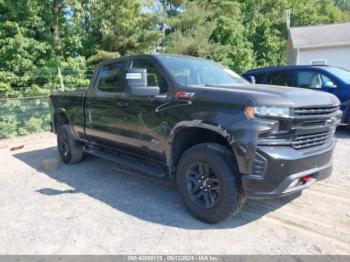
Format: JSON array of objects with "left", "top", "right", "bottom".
[
  {"left": 165, "top": 120, "right": 235, "bottom": 175},
  {"left": 52, "top": 108, "right": 68, "bottom": 132}
]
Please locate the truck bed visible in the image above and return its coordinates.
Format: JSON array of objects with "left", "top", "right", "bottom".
[{"left": 50, "top": 88, "right": 87, "bottom": 137}]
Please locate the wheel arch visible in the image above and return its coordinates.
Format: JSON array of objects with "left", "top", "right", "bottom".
[{"left": 167, "top": 120, "right": 238, "bottom": 179}]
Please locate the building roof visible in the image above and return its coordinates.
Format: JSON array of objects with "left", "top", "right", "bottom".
[{"left": 289, "top": 22, "right": 350, "bottom": 49}]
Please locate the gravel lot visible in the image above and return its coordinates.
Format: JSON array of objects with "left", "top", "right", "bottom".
[{"left": 0, "top": 128, "right": 349, "bottom": 254}]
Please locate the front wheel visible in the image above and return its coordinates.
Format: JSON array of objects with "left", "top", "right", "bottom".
[
  {"left": 57, "top": 125, "right": 83, "bottom": 164},
  {"left": 176, "top": 143, "right": 245, "bottom": 223}
]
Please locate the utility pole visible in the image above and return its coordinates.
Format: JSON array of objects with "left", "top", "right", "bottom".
[{"left": 57, "top": 67, "right": 64, "bottom": 91}]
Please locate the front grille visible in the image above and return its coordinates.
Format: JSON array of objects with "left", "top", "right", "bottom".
[
  {"left": 300, "top": 120, "right": 326, "bottom": 127},
  {"left": 292, "top": 130, "right": 333, "bottom": 150},
  {"left": 292, "top": 105, "right": 339, "bottom": 149},
  {"left": 294, "top": 106, "right": 338, "bottom": 116},
  {"left": 258, "top": 105, "right": 340, "bottom": 150}
]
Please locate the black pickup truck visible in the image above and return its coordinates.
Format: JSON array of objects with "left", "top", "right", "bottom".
[{"left": 50, "top": 55, "right": 341, "bottom": 223}]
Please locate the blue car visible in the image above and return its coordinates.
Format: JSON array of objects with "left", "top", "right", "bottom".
[{"left": 242, "top": 65, "right": 350, "bottom": 127}]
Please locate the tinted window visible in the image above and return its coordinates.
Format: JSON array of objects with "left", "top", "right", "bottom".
[
  {"left": 320, "top": 74, "right": 334, "bottom": 85},
  {"left": 295, "top": 71, "right": 334, "bottom": 89},
  {"left": 157, "top": 56, "right": 247, "bottom": 86},
  {"left": 254, "top": 74, "right": 266, "bottom": 83},
  {"left": 266, "top": 71, "right": 293, "bottom": 86},
  {"left": 132, "top": 59, "right": 168, "bottom": 93},
  {"left": 97, "top": 61, "right": 126, "bottom": 92},
  {"left": 296, "top": 71, "right": 322, "bottom": 88}
]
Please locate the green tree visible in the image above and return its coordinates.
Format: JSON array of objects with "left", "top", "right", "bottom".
[
  {"left": 234, "top": 0, "right": 344, "bottom": 69},
  {"left": 210, "top": 0, "right": 255, "bottom": 72},
  {"left": 0, "top": 0, "right": 53, "bottom": 97},
  {"left": 87, "top": 0, "right": 163, "bottom": 63},
  {"left": 0, "top": 0, "right": 91, "bottom": 137},
  {"left": 333, "top": 0, "right": 350, "bottom": 18},
  {"left": 163, "top": 1, "right": 222, "bottom": 58},
  {"left": 161, "top": 0, "right": 345, "bottom": 72},
  {"left": 288, "top": 0, "right": 344, "bottom": 26}
]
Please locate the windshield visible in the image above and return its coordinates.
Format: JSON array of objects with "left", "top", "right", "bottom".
[
  {"left": 157, "top": 56, "right": 248, "bottom": 86},
  {"left": 325, "top": 67, "right": 350, "bottom": 84}
]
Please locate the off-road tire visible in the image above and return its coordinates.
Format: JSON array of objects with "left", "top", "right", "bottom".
[
  {"left": 176, "top": 143, "right": 245, "bottom": 223},
  {"left": 57, "top": 124, "right": 83, "bottom": 164}
]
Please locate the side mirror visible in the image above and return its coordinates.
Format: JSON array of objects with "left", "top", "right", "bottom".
[
  {"left": 126, "top": 68, "right": 160, "bottom": 97},
  {"left": 323, "top": 81, "right": 337, "bottom": 89},
  {"left": 249, "top": 76, "right": 256, "bottom": 84}
]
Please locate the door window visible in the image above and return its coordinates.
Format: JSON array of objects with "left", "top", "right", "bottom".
[
  {"left": 320, "top": 74, "right": 336, "bottom": 87},
  {"left": 295, "top": 71, "right": 335, "bottom": 89},
  {"left": 266, "top": 71, "right": 293, "bottom": 86},
  {"left": 254, "top": 74, "right": 266, "bottom": 84},
  {"left": 97, "top": 61, "right": 126, "bottom": 92},
  {"left": 131, "top": 59, "right": 168, "bottom": 93}
]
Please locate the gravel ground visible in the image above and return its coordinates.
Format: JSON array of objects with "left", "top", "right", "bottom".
[{"left": 0, "top": 128, "right": 349, "bottom": 255}]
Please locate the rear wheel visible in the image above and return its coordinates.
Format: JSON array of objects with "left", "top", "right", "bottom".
[
  {"left": 176, "top": 143, "right": 245, "bottom": 223},
  {"left": 57, "top": 125, "right": 83, "bottom": 164}
]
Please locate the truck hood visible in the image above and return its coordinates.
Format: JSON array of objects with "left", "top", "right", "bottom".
[{"left": 196, "top": 83, "right": 340, "bottom": 108}]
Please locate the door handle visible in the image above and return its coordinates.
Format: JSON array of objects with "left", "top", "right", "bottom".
[{"left": 117, "top": 101, "right": 129, "bottom": 107}]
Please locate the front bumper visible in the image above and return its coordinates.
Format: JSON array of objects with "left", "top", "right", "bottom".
[{"left": 242, "top": 141, "right": 335, "bottom": 199}]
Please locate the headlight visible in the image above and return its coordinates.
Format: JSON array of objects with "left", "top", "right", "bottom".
[{"left": 245, "top": 106, "right": 291, "bottom": 119}]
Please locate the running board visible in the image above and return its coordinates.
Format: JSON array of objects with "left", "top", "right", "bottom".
[{"left": 84, "top": 146, "right": 166, "bottom": 178}]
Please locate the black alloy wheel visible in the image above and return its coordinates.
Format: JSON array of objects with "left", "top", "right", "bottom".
[
  {"left": 56, "top": 125, "right": 83, "bottom": 164},
  {"left": 185, "top": 161, "right": 221, "bottom": 208},
  {"left": 176, "top": 143, "right": 245, "bottom": 223}
]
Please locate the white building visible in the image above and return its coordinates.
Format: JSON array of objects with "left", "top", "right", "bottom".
[{"left": 287, "top": 22, "right": 350, "bottom": 70}]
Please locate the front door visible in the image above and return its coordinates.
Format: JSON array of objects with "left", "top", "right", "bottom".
[
  {"left": 121, "top": 57, "right": 171, "bottom": 162},
  {"left": 294, "top": 69, "right": 343, "bottom": 105}
]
